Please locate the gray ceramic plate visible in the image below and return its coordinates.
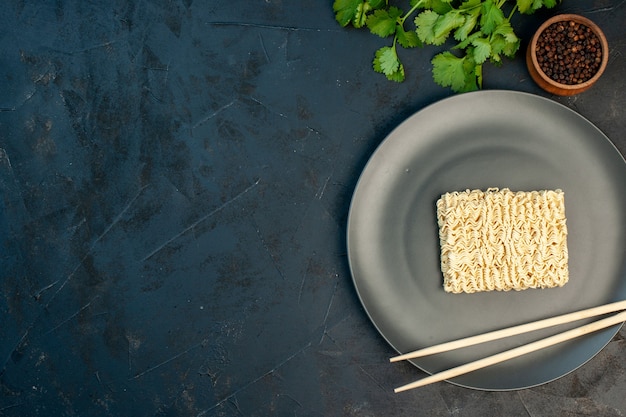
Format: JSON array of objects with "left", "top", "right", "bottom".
[{"left": 347, "top": 90, "right": 626, "bottom": 390}]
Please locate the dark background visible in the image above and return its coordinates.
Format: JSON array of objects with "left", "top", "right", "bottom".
[{"left": 1, "top": 1, "right": 625, "bottom": 416}]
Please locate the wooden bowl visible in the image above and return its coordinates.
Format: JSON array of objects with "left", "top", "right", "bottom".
[{"left": 526, "top": 14, "right": 608, "bottom": 96}]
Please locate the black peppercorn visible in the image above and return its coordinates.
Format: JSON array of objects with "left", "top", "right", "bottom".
[{"left": 535, "top": 20, "right": 602, "bottom": 85}]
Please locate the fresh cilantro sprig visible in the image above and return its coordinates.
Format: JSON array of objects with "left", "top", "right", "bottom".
[
  {"left": 333, "top": 0, "right": 423, "bottom": 82},
  {"left": 333, "top": 0, "right": 560, "bottom": 92}
]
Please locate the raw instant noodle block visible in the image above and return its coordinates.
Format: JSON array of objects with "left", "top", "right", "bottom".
[{"left": 436, "top": 188, "right": 569, "bottom": 294}]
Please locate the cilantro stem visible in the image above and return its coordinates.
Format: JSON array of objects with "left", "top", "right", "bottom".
[
  {"left": 476, "top": 63, "right": 483, "bottom": 89},
  {"left": 400, "top": 0, "right": 424, "bottom": 25},
  {"left": 507, "top": 4, "right": 518, "bottom": 21}
]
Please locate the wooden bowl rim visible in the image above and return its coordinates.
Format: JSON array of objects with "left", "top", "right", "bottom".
[{"left": 528, "top": 14, "right": 609, "bottom": 92}]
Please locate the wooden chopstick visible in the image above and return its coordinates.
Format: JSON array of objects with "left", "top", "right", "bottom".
[
  {"left": 394, "top": 309, "right": 626, "bottom": 393},
  {"left": 390, "top": 300, "right": 626, "bottom": 363}
]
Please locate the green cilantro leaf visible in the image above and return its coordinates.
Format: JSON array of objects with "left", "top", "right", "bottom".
[
  {"left": 458, "top": 0, "right": 483, "bottom": 10},
  {"left": 488, "top": 22, "right": 520, "bottom": 62},
  {"left": 517, "top": 0, "right": 556, "bottom": 14},
  {"left": 541, "top": 0, "right": 558, "bottom": 8},
  {"left": 415, "top": 10, "right": 440, "bottom": 44},
  {"left": 501, "top": 35, "right": 520, "bottom": 58},
  {"left": 490, "top": 49, "right": 502, "bottom": 63},
  {"left": 367, "top": 0, "right": 386, "bottom": 9},
  {"left": 387, "top": 63, "right": 406, "bottom": 82},
  {"left": 433, "top": 10, "right": 465, "bottom": 39},
  {"left": 454, "top": 8, "right": 480, "bottom": 41},
  {"left": 431, "top": 51, "right": 468, "bottom": 91},
  {"left": 415, "top": 10, "right": 446, "bottom": 45},
  {"left": 416, "top": 9, "right": 465, "bottom": 45},
  {"left": 493, "top": 21, "right": 519, "bottom": 43},
  {"left": 432, "top": 51, "right": 479, "bottom": 92},
  {"left": 516, "top": 0, "right": 531, "bottom": 13},
  {"left": 420, "top": 0, "right": 455, "bottom": 14},
  {"left": 373, "top": 46, "right": 405, "bottom": 82},
  {"left": 461, "top": 51, "right": 480, "bottom": 91},
  {"left": 488, "top": 35, "right": 519, "bottom": 64},
  {"left": 353, "top": 2, "right": 373, "bottom": 28},
  {"left": 474, "top": 61, "right": 483, "bottom": 88},
  {"left": 333, "top": 0, "right": 362, "bottom": 27},
  {"left": 480, "top": 0, "right": 505, "bottom": 34},
  {"left": 367, "top": 7, "right": 403, "bottom": 38},
  {"left": 471, "top": 37, "right": 491, "bottom": 64},
  {"left": 373, "top": 46, "right": 399, "bottom": 74},
  {"left": 396, "top": 24, "right": 422, "bottom": 48},
  {"left": 454, "top": 31, "right": 481, "bottom": 50}
]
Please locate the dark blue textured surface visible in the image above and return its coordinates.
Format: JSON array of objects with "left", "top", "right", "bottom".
[{"left": 1, "top": 1, "right": 625, "bottom": 416}]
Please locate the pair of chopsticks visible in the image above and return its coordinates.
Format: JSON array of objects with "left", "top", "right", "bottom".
[{"left": 391, "top": 300, "right": 626, "bottom": 393}]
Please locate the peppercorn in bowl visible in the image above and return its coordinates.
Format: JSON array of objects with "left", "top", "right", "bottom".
[{"left": 526, "top": 14, "right": 608, "bottom": 96}]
